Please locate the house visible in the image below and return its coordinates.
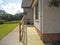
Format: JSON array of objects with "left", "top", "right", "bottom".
[
  {"left": 22, "top": 0, "right": 60, "bottom": 43},
  {"left": 22, "top": 0, "right": 34, "bottom": 24}
]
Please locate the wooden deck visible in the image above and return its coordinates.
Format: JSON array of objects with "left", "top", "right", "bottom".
[
  {"left": 19, "top": 25, "right": 44, "bottom": 45},
  {"left": 26, "top": 25, "right": 44, "bottom": 45}
]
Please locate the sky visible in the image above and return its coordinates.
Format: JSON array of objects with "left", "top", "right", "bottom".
[{"left": 0, "top": 0, "right": 23, "bottom": 15}]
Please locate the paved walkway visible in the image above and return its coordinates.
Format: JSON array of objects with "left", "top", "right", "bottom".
[
  {"left": 27, "top": 25, "right": 44, "bottom": 45},
  {"left": 0, "top": 26, "right": 23, "bottom": 45}
]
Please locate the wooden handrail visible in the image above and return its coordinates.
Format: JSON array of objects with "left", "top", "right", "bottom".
[
  {"left": 19, "top": 17, "right": 24, "bottom": 41},
  {"left": 19, "top": 17, "right": 27, "bottom": 45}
]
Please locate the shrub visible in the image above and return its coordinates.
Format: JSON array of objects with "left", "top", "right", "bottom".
[{"left": 0, "top": 20, "right": 4, "bottom": 24}]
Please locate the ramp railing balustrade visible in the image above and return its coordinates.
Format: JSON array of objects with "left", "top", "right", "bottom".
[{"left": 19, "top": 17, "right": 27, "bottom": 45}]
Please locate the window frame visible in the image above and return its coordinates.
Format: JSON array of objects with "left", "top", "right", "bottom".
[{"left": 35, "top": 2, "right": 39, "bottom": 22}]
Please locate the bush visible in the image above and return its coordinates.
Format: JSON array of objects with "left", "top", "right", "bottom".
[{"left": 0, "top": 20, "right": 4, "bottom": 24}]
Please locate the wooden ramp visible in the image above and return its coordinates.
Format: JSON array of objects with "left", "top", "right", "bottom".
[
  {"left": 20, "top": 25, "right": 44, "bottom": 45},
  {"left": 27, "top": 25, "right": 44, "bottom": 45}
]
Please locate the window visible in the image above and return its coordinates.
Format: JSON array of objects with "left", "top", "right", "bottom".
[
  {"left": 35, "top": 2, "right": 39, "bottom": 22},
  {"left": 35, "top": 2, "right": 38, "bottom": 19}
]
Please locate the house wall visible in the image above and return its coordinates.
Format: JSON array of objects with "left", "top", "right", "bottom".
[
  {"left": 40, "top": 0, "right": 43, "bottom": 33},
  {"left": 24, "top": 8, "right": 34, "bottom": 24},
  {"left": 34, "top": 0, "right": 40, "bottom": 30},
  {"left": 42, "top": 0, "right": 60, "bottom": 33},
  {"left": 33, "top": 0, "right": 60, "bottom": 42}
]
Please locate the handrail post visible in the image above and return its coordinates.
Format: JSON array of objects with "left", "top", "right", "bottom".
[{"left": 19, "top": 22, "right": 22, "bottom": 41}]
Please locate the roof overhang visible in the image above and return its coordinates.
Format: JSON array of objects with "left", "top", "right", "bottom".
[
  {"left": 22, "top": 0, "right": 34, "bottom": 8},
  {"left": 31, "top": 0, "right": 38, "bottom": 8}
]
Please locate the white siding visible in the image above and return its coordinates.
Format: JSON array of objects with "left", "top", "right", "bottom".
[
  {"left": 34, "top": 0, "right": 40, "bottom": 30},
  {"left": 40, "top": 0, "right": 43, "bottom": 32},
  {"left": 42, "top": 0, "right": 60, "bottom": 33},
  {"left": 24, "top": 8, "right": 33, "bottom": 24}
]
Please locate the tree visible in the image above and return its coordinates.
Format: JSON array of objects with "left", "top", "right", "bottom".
[
  {"left": 7, "top": 14, "right": 13, "bottom": 21},
  {"left": 14, "top": 13, "right": 23, "bottom": 20},
  {"left": 49, "top": 0, "right": 60, "bottom": 7},
  {"left": 0, "top": 10, "right": 6, "bottom": 14},
  {"left": 0, "top": 10, "right": 23, "bottom": 21},
  {"left": 0, "top": 10, "right": 8, "bottom": 20}
]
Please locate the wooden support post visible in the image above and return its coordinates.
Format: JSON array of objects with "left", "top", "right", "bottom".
[{"left": 19, "top": 22, "right": 22, "bottom": 41}]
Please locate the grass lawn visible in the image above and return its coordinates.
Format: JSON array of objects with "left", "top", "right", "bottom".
[{"left": 0, "top": 23, "right": 18, "bottom": 40}]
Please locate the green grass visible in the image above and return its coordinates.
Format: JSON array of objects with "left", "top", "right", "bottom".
[
  {"left": 0, "top": 23, "right": 18, "bottom": 40},
  {"left": 4, "top": 20, "right": 20, "bottom": 24}
]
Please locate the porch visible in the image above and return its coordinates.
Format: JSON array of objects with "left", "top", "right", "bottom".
[{"left": 19, "top": 18, "right": 44, "bottom": 45}]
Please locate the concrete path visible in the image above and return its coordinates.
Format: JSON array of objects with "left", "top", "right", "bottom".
[
  {"left": 0, "top": 26, "right": 23, "bottom": 45},
  {"left": 27, "top": 25, "right": 44, "bottom": 45}
]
